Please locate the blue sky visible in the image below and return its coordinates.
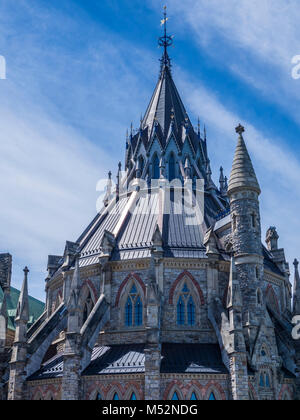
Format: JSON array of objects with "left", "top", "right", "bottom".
[{"left": 0, "top": 0, "right": 300, "bottom": 300}]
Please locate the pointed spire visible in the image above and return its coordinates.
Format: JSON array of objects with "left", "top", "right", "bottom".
[
  {"left": 293, "top": 259, "right": 300, "bottom": 315},
  {"left": 103, "top": 171, "right": 112, "bottom": 207},
  {"left": 224, "top": 176, "right": 228, "bottom": 191},
  {"left": 15, "top": 267, "right": 29, "bottom": 323},
  {"left": 116, "top": 162, "right": 122, "bottom": 198},
  {"left": 197, "top": 117, "right": 201, "bottom": 138},
  {"left": 228, "top": 125, "right": 261, "bottom": 196},
  {"left": 219, "top": 166, "right": 225, "bottom": 185},
  {"left": 158, "top": 5, "right": 173, "bottom": 75},
  {"left": 227, "top": 256, "right": 243, "bottom": 309}
]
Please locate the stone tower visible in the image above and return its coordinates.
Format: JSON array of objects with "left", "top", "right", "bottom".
[{"left": 227, "top": 125, "right": 264, "bottom": 351}]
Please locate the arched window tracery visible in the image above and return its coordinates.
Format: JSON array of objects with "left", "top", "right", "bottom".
[
  {"left": 125, "top": 284, "right": 143, "bottom": 327},
  {"left": 176, "top": 283, "right": 196, "bottom": 326}
]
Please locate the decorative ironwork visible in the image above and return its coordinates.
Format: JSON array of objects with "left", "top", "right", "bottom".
[{"left": 158, "top": 6, "right": 173, "bottom": 73}]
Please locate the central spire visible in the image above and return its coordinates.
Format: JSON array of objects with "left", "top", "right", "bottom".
[{"left": 158, "top": 6, "right": 173, "bottom": 75}]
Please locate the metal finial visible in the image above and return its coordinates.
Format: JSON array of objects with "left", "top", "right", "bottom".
[
  {"left": 158, "top": 5, "right": 173, "bottom": 72},
  {"left": 108, "top": 171, "right": 112, "bottom": 180},
  {"left": 23, "top": 266, "right": 29, "bottom": 277},
  {"left": 235, "top": 124, "right": 245, "bottom": 136},
  {"left": 294, "top": 259, "right": 299, "bottom": 268},
  {"left": 197, "top": 117, "right": 200, "bottom": 136}
]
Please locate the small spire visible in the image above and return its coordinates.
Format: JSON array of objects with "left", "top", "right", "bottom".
[
  {"left": 228, "top": 125, "right": 261, "bottom": 196},
  {"left": 224, "top": 176, "right": 228, "bottom": 191},
  {"left": 15, "top": 267, "right": 29, "bottom": 323},
  {"left": 103, "top": 171, "right": 113, "bottom": 207},
  {"left": 116, "top": 162, "right": 122, "bottom": 197},
  {"left": 130, "top": 122, "right": 133, "bottom": 138},
  {"left": 293, "top": 259, "right": 300, "bottom": 315},
  {"left": 219, "top": 166, "right": 226, "bottom": 195},
  {"left": 197, "top": 117, "right": 201, "bottom": 137}
]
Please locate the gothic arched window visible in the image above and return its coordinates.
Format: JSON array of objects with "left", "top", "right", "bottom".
[
  {"left": 125, "top": 284, "right": 143, "bottom": 327},
  {"left": 152, "top": 154, "right": 160, "bottom": 179},
  {"left": 171, "top": 391, "right": 179, "bottom": 400},
  {"left": 95, "top": 392, "right": 102, "bottom": 400},
  {"left": 176, "top": 283, "right": 196, "bottom": 326},
  {"left": 259, "top": 373, "right": 265, "bottom": 387},
  {"left": 168, "top": 153, "right": 176, "bottom": 181},
  {"left": 208, "top": 392, "right": 216, "bottom": 400},
  {"left": 113, "top": 393, "right": 119, "bottom": 400},
  {"left": 130, "top": 392, "right": 137, "bottom": 400},
  {"left": 190, "top": 392, "right": 197, "bottom": 400}
]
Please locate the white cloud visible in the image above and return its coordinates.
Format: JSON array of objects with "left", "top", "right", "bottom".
[{"left": 153, "top": 0, "right": 300, "bottom": 125}]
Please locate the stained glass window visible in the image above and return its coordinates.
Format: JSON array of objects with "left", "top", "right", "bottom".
[
  {"left": 190, "top": 392, "right": 197, "bottom": 400},
  {"left": 209, "top": 392, "right": 216, "bottom": 400},
  {"left": 187, "top": 296, "right": 195, "bottom": 326},
  {"left": 176, "top": 283, "right": 196, "bottom": 326},
  {"left": 130, "top": 393, "right": 137, "bottom": 400},
  {"left": 177, "top": 296, "right": 185, "bottom": 325},
  {"left": 125, "top": 283, "right": 143, "bottom": 327},
  {"left": 113, "top": 393, "right": 119, "bottom": 400},
  {"left": 171, "top": 392, "right": 179, "bottom": 400}
]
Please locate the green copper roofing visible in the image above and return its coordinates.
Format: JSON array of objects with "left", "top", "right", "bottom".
[{"left": 0, "top": 285, "right": 45, "bottom": 331}]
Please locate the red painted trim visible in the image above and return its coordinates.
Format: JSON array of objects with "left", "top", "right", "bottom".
[
  {"left": 115, "top": 272, "right": 146, "bottom": 307},
  {"left": 204, "top": 380, "right": 226, "bottom": 400},
  {"left": 169, "top": 271, "right": 205, "bottom": 305}
]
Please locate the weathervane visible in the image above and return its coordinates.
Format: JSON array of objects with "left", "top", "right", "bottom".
[{"left": 158, "top": 6, "right": 173, "bottom": 71}]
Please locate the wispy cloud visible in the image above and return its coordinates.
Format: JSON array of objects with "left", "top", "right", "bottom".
[
  {"left": 156, "top": 0, "right": 300, "bottom": 125},
  {"left": 0, "top": 0, "right": 299, "bottom": 300},
  {"left": 0, "top": 1, "right": 156, "bottom": 298}
]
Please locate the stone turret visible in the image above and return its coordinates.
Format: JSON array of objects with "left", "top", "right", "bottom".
[
  {"left": 226, "top": 256, "right": 248, "bottom": 400},
  {"left": 227, "top": 125, "right": 264, "bottom": 351},
  {"left": 8, "top": 267, "right": 29, "bottom": 400}
]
